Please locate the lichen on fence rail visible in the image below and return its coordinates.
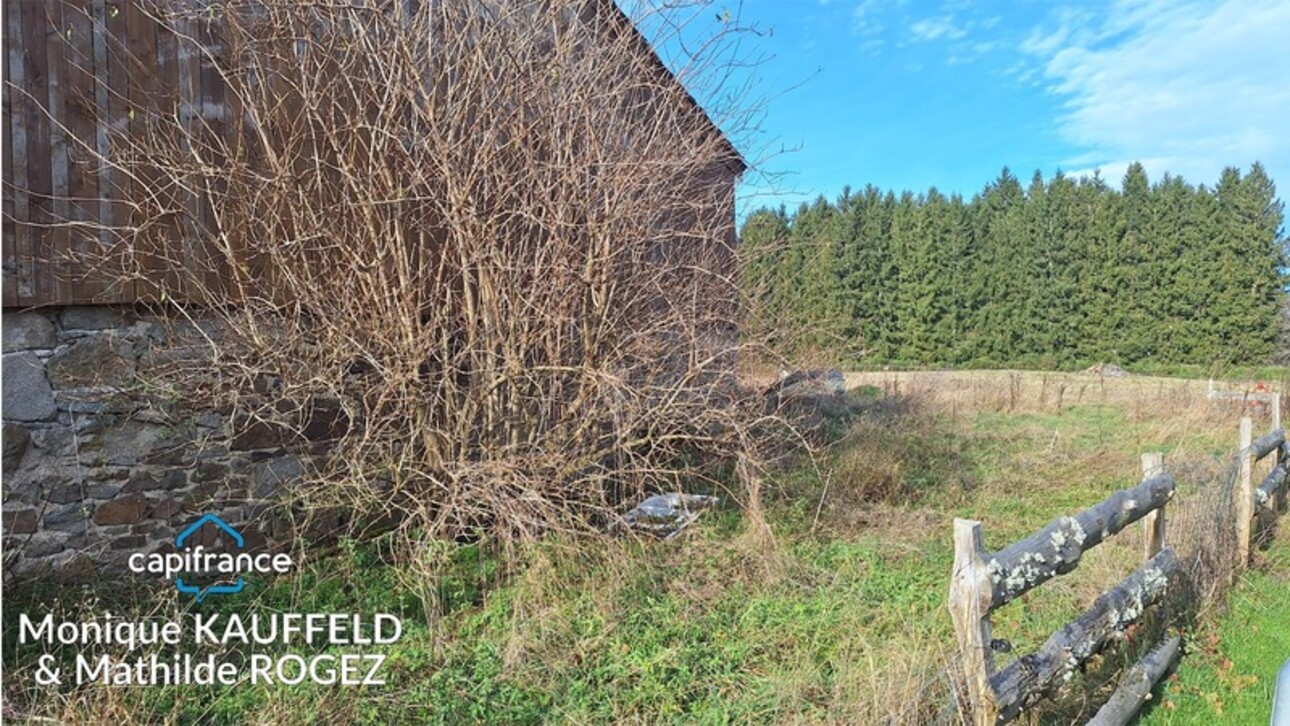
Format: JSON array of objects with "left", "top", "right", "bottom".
[
  {"left": 952, "top": 413, "right": 1290, "bottom": 725},
  {"left": 989, "top": 548, "right": 1180, "bottom": 722},
  {"left": 985, "top": 473, "right": 1175, "bottom": 610}
]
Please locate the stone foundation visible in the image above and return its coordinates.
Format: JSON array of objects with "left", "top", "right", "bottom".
[{"left": 2, "top": 306, "right": 312, "bottom": 579}]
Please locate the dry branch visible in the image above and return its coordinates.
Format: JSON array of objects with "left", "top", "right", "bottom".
[
  {"left": 92, "top": 0, "right": 785, "bottom": 543},
  {"left": 986, "top": 474, "right": 1175, "bottom": 609},
  {"left": 990, "top": 548, "right": 1180, "bottom": 723}
]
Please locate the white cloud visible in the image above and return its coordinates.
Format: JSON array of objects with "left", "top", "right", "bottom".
[
  {"left": 909, "top": 15, "right": 967, "bottom": 41},
  {"left": 851, "top": 0, "right": 909, "bottom": 37},
  {"left": 851, "top": 0, "right": 885, "bottom": 35},
  {"left": 1063, "top": 157, "right": 1174, "bottom": 186},
  {"left": 1023, "top": 0, "right": 1290, "bottom": 186}
]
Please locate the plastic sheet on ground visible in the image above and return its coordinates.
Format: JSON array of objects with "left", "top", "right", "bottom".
[{"left": 618, "top": 492, "right": 719, "bottom": 539}]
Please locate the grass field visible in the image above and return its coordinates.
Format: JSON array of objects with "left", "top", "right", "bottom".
[
  {"left": 4, "top": 369, "right": 1288, "bottom": 724},
  {"left": 1139, "top": 533, "right": 1290, "bottom": 725}
]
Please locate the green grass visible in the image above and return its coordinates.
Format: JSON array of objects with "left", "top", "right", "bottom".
[
  {"left": 1139, "top": 533, "right": 1290, "bottom": 725},
  {"left": 1121, "top": 361, "right": 1290, "bottom": 383},
  {"left": 2, "top": 521, "right": 960, "bottom": 724},
  {"left": 962, "top": 404, "right": 1199, "bottom": 539},
  {"left": 3, "top": 383, "right": 1284, "bottom": 724}
]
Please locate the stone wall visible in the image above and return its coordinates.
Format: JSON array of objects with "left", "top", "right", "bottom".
[{"left": 2, "top": 306, "right": 311, "bottom": 579}]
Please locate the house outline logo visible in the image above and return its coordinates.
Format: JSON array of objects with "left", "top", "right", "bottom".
[{"left": 174, "top": 513, "right": 246, "bottom": 603}]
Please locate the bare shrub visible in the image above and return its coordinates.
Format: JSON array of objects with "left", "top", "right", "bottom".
[
  {"left": 806, "top": 395, "right": 973, "bottom": 521},
  {"left": 99, "top": 1, "right": 790, "bottom": 543}
]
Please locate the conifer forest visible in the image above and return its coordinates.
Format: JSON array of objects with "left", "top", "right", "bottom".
[{"left": 741, "top": 162, "right": 1287, "bottom": 368}]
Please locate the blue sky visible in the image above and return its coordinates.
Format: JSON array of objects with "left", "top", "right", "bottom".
[{"left": 678, "top": 0, "right": 1290, "bottom": 216}]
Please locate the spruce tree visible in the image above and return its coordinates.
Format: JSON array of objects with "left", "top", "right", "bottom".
[{"left": 737, "top": 162, "right": 1286, "bottom": 368}]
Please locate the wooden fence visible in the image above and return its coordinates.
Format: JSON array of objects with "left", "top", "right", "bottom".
[
  {"left": 1207, "top": 378, "right": 1277, "bottom": 405},
  {"left": 949, "top": 404, "right": 1290, "bottom": 725}
]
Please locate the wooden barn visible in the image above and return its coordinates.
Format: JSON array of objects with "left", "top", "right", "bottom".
[
  {"left": 1, "top": 0, "right": 746, "bottom": 577},
  {"left": 1, "top": 0, "right": 745, "bottom": 309}
]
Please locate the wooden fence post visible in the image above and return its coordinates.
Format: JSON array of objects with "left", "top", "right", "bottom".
[
  {"left": 949, "top": 518, "right": 998, "bottom": 726},
  {"left": 1140, "top": 453, "right": 1166, "bottom": 561},
  {"left": 1237, "top": 416, "right": 1253, "bottom": 567},
  {"left": 1274, "top": 396, "right": 1283, "bottom": 515},
  {"left": 1277, "top": 393, "right": 1287, "bottom": 514}
]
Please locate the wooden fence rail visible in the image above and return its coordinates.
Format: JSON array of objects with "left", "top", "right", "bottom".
[
  {"left": 949, "top": 407, "right": 1289, "bottom": 725},
  {"left": 1255, "top": 453, "right": 1289, "bottom": 510},
  {"left": 1248, "top": 428, "right": 1285, "bottom": 461},
  {"left": 1207, "top": 378, "right": 1278, "bottom": 405},
  {"left": 983, "top": 472, "right": 1175, "bottom": 611},
  {"left": 989, "top": 547, "right": 1180, "bottom": 722},
  {"left": 1087, "top": 635, "right": 1182, "bottom": 726}
]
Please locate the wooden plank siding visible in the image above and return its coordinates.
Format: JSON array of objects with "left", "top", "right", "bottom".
[
  {"left": 150, "top": 0, "right": 182, "bottom": 298},
  {"left": 124, "top": 0, "right": 159, "bottom": 300},
  {"left": 66, "top": 0, "right": 98, "bottom": 302},
  {"left": 2, "top": 0, "right": 21, "bottom": 306},
  {"left": 21, "top": 0, "right": 52, "bottom": 304},
  {"left": 1, "top": 0, "right": 218, "bottom": 308},
  {"left": 103, "top": 0, "right": 135, "bottom": 301},
  {"left": 3, "top": 0, "right": 745, "bottom": 310}
]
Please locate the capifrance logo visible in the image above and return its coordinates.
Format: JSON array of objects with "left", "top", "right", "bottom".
[
  {"left": 24, "top": 517, "right": 403, "bottom": 688},
  {"left": 127, "top": 513, "right": 293, "bottom": 602}
]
